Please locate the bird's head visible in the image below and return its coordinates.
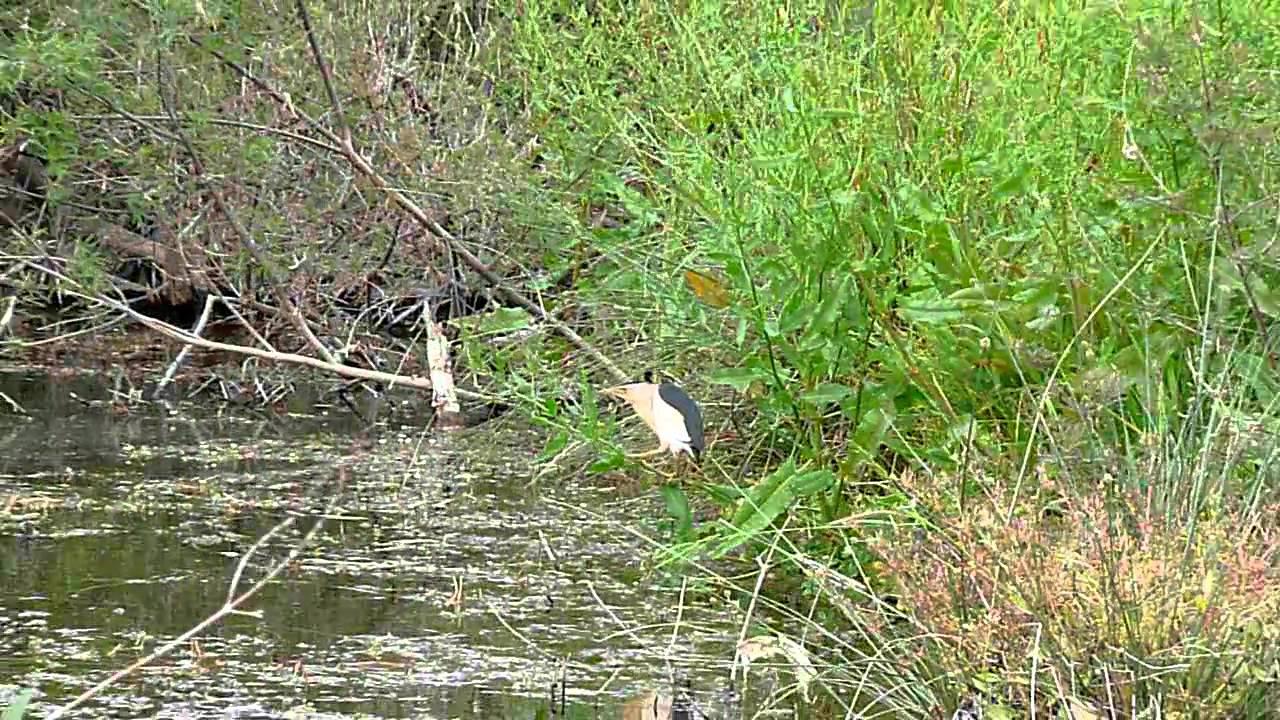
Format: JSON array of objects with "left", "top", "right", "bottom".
[{"left": 602, "top": 382, "right": 654, "bottom": 412}]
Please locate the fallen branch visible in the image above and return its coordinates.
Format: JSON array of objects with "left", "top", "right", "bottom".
[
  {"left": 19, "top": 260, "right": 487, "bottom": 400},
  {"left": 151, "top": 292, "right": 216, "bottom": 399},
  {"left": 424, "top": 302, "right": 464, "bottom": 428},
  {"left": 44, "top": 463, "right": 349, "bottom": 720}
]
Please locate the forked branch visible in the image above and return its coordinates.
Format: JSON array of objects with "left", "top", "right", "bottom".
[{"left": 188, "top": 9, "right": 628, "bottom": 383}]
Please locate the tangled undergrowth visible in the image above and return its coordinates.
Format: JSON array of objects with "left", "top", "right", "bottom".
[
  {"left": 4, "top": 0, "right": 1280, "bottom": 717},
  {"left": 875, "top": 465, "right": 1280, "bottom": 716}
]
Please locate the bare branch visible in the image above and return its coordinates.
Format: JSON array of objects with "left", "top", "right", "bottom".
[
  {"left": 45, "top": 464, "right": 350, "bottom": 720},
  {"left": 18, "top": 259, "right": 487, "bottom": 400},
  {"left": 191, "top": 18, "right": 628, "bottom": 382}
]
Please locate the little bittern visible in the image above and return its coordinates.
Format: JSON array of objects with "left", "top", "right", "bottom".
[{"left": 603, "top": 371, "right": 705, "bottom": 462}]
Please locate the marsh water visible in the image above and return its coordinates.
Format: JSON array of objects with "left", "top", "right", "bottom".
[{"left": 0, "top": 371, "right": 749, "bottom": 719}]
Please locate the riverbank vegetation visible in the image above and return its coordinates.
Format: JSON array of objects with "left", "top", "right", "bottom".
[{"left": 4, "top": 0, "right": 1279, "bottom": 717}]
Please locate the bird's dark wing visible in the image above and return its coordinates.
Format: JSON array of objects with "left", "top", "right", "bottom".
[{"left": 657, "top": 383, "right": 704, "bottom": 454}]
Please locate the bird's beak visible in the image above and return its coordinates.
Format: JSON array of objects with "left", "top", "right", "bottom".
[{"left": 601, "top": 386, "right": 624, "bottom": 400}]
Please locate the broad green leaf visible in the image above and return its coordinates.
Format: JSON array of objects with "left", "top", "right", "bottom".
[
  {"left": 715, "top": 461, "right": 834, "bottom": 556},
  {"left": 2, "top": 690, "right": 32, "bottom": 720},
  {"left": 800, "top": 383, "right": 853, "bottom": 405},
  {"left": 791, "top": 469, "right": 836, "bottom": 496},
  {"left": 1248, "top": 277, "right": 1280, "bottom": 318},
  {"left": 809, "top": 278, "right": 846, "bottom": 334},
  {"left": 473, "top": 307, "right": 533, "bottom": 335},
  {"left": 729, "top": 459, "right": 797, "bottom": 529},
  {"left": 992, "top": 161, "right": 1034, "bottom": 202},
  {"left": 897, "top": 299, "right": 964, "bottom": 324},
  {"left": 778, "top": 291, "right": 812, "bottom": 334},
  {"left": 849, "top": 406, "right": 892, "bottom": 457},
  {"left": 705, "top": 483, "right": 748, "bottom": 505},
  {"left": 588, "top": 452, "right": 626, "bottom": 474},
  {"left": 1011, "top": 279, "right": 1061, "bottom": 308},
  {"left": 709, "top": 366, "right": 770, "bottom": 392},
  {"left": 949, "top": 283, "right": 1008, "bottom": 303},
  {"left": 1213, "top": 262, "right": 1246, "bottom": 293},
  {"left": 660, "top": 484, "right": 694, "bottom": 541},
  {"left": 536, "top": 430, "right": 569, "bottom": 463},
  {"left": 897, "top": 184, "right": 945, "bottom": 224}
]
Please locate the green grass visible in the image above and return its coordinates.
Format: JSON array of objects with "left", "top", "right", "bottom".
[{"left": 495, "top": 0, "right": 1280, "bottom": 716}]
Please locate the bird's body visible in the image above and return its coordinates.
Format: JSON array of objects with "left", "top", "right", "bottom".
[
  {"left": 652, "top": 382, "right": 704, "bottom": 459},
  {"left": 604, "top": 375, "right": 705, "bottom": 462}
]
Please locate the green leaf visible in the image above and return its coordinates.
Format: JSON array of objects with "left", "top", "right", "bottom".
[
  {"left": 660, "top": 484, "right": 694, "bottom": 542},
  {"left": 2, "top": 689, "right": 33, "bottom": 720},
  {"left": 809, "top": 278, "right": 846, "bottom": 334},
  {"left": 728, "top": 459, "right": 795, "bottom": 528},
  {"left": 791, "top": 469, "right": 836, "bottom": 496},
  {"left": 992, "top": 161, "right": 1034, "bottom": 202},
  {"left": 1248, "top": 276, "right": 1280, "bottom": 318},
  {"left": 814, "top": 107, "right": 857, "bottom": 120},
  {"left": 826, "top": 190, "right": 859, "bottom": 206},
  {"left": 897, "top": 299, "right": 964, "bottom": 324},
  {"left": 536, "top": 430, "right": 569, "bottom": 462},
  {"left": 897, "top": 183, "right": 945, "bottom": 224},
  {"left": 588, "top": 451, "right": 626, "bottom": 474},
  {"left": 849, "top": 405, "right": 892, "bottom": 458},
  {"left": 778, "top": 290, "right": 812, "bottom": 333},
  {"left": 472, "top": 307, "right": 533, "bottom": 335},
  {"left": 714, "top": 461, "right": 835, "bottom": 557},
  {"left": 704, "top": 483, "right": 747, "bottom": 505},
  {"left": 800, "top": 383, "right": 854, "bottom": 405},
  {"left": 708, "top": 366, "right": 770, "bottom": 392}
]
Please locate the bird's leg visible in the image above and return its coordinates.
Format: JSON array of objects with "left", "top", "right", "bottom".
[{"left": 626, "top": 447, "right": 667, "bottom": 459}]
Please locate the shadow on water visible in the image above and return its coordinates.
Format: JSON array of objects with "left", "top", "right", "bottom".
[{"left": 0, "top": 371, "right": 749, "bottom": 719}]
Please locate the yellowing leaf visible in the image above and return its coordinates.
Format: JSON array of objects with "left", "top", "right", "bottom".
[
  {"left": 736, "top": 635, "right": 816, "bottom": 702},
  {"left": 1064, "top": 696, "right": 1103, "bottom": 720},
  {"left": 684, "top": 269, "right": 731, "bottom": 309}
]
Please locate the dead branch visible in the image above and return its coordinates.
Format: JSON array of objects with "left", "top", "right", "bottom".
[
  {"left": 424, "top": 301, "right": 464, "bottom": 428},
  {"left": 155, "top": 52, "right": 341, "bottom": 368},
  {"left": 19, "top": 259, "right": 487, "bottom": 400},
  {"left": 193, "top": 13, "right": 628, "bottom": 383},
  {"left": 44, "top": 464, "right": 350, "bottom": 720},
  {"left": 153, "top": 292, "right": 217, "bottom": 398}
]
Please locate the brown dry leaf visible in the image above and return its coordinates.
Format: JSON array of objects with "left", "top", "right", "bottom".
[
  {"left": 684, "top": 269, "right": 731, "bottom": 309},
  {"left": 1064, "top": 696, "right": 1102, "bottom": 720}
]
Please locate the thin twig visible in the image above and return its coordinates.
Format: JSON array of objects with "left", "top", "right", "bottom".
[
  {"left": 193, "top": 8, "right": 627, "bottom": 382},
  {"left": 152, "top": 293, "right": 217, "bottom": 399},
  {"left": 45, "top": 465, "right": 349, "bottom": 719},
  {"left": 20, "top": 259, "right": 486, "bottom": 399}
]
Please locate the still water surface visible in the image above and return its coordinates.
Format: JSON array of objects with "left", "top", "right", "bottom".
[{"left": 0, "top": 372, "right": 746, "bottom": 719}]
